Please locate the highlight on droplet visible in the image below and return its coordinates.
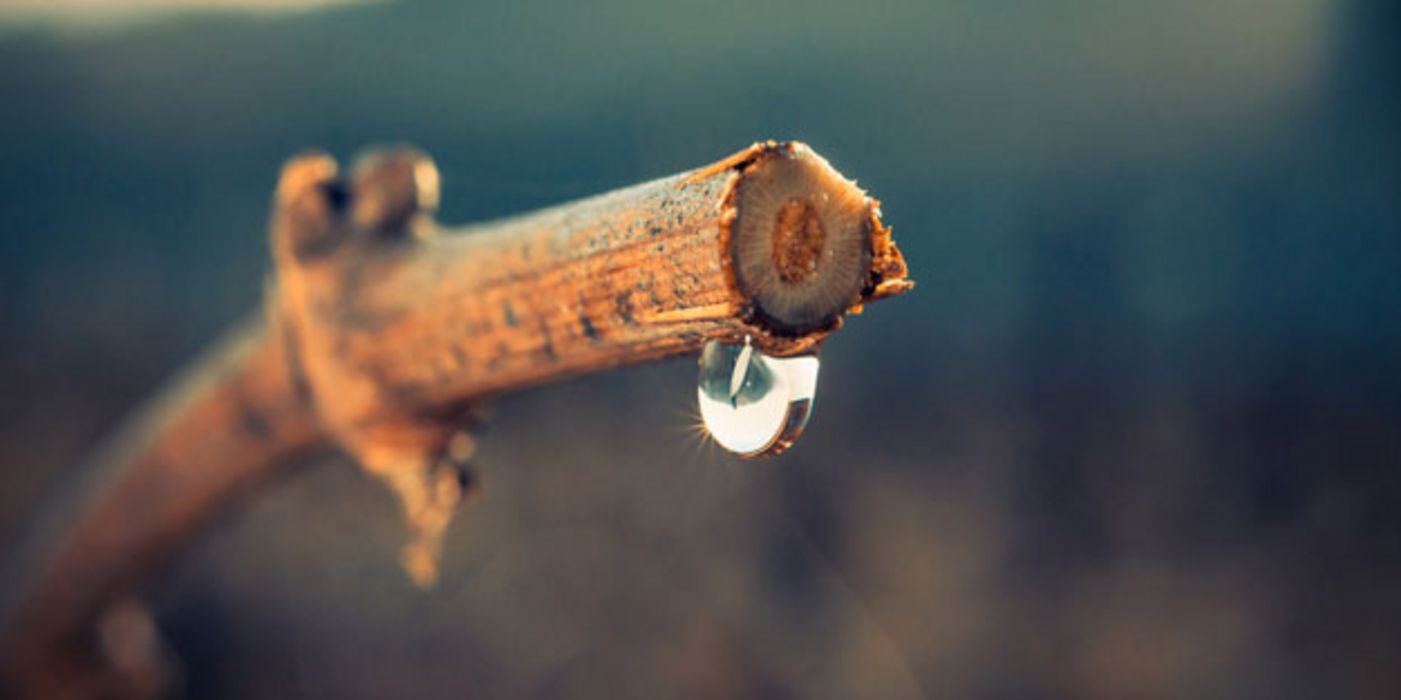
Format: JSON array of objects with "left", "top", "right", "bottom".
[{"left": 696, "top": 339, "right": 819, "bottom": 458}]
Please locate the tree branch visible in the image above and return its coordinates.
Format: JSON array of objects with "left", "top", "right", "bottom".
[{"left": 0, "top": 141, "right": 910, "bottom": 698}]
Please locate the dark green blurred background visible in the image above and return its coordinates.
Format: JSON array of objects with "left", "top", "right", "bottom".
[{"left": 2, "top": 1, "right": 1400, "bottom": 698}]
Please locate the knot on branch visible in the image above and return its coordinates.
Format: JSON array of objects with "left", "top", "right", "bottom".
[
  {"left": 270, "top": 146, "right": 475, "bottom": 587},
  {"left": 272, "top": 146, "right": 439, "bottom": 262}
]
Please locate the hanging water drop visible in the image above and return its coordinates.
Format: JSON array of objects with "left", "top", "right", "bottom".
[{"left": 697, "top": 338, "right": 820, "bottom": 458}]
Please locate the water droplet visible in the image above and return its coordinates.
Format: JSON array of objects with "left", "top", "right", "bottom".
[{"left": 697, "top": 337, "right": 820, "bottom": 458}]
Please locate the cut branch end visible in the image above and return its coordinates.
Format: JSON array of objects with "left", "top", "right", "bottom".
[{"left": 727, "top": 142, "right": 882, "bottom": 335}]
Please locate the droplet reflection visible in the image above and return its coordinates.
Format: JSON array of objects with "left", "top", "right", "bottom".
[{"left": 697, "top": 338, "right": 819, "bottom": 458}]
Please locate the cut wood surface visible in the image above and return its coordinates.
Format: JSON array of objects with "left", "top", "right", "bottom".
[{"left": 0, "top": 141, "right": 910, "bottom": 698}]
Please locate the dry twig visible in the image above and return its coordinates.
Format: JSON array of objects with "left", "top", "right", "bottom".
[{"left": 0, "top": 141, "right": 910, "bottom": 698}]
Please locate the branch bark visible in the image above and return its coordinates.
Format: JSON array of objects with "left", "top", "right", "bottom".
[{"left": 0, "top": 141, "right": 910, "bottom": 698}]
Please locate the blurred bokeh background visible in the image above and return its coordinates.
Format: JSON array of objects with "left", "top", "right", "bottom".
[{"left": 2, "top": 0, "right": 1400, "bottom": 697}]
